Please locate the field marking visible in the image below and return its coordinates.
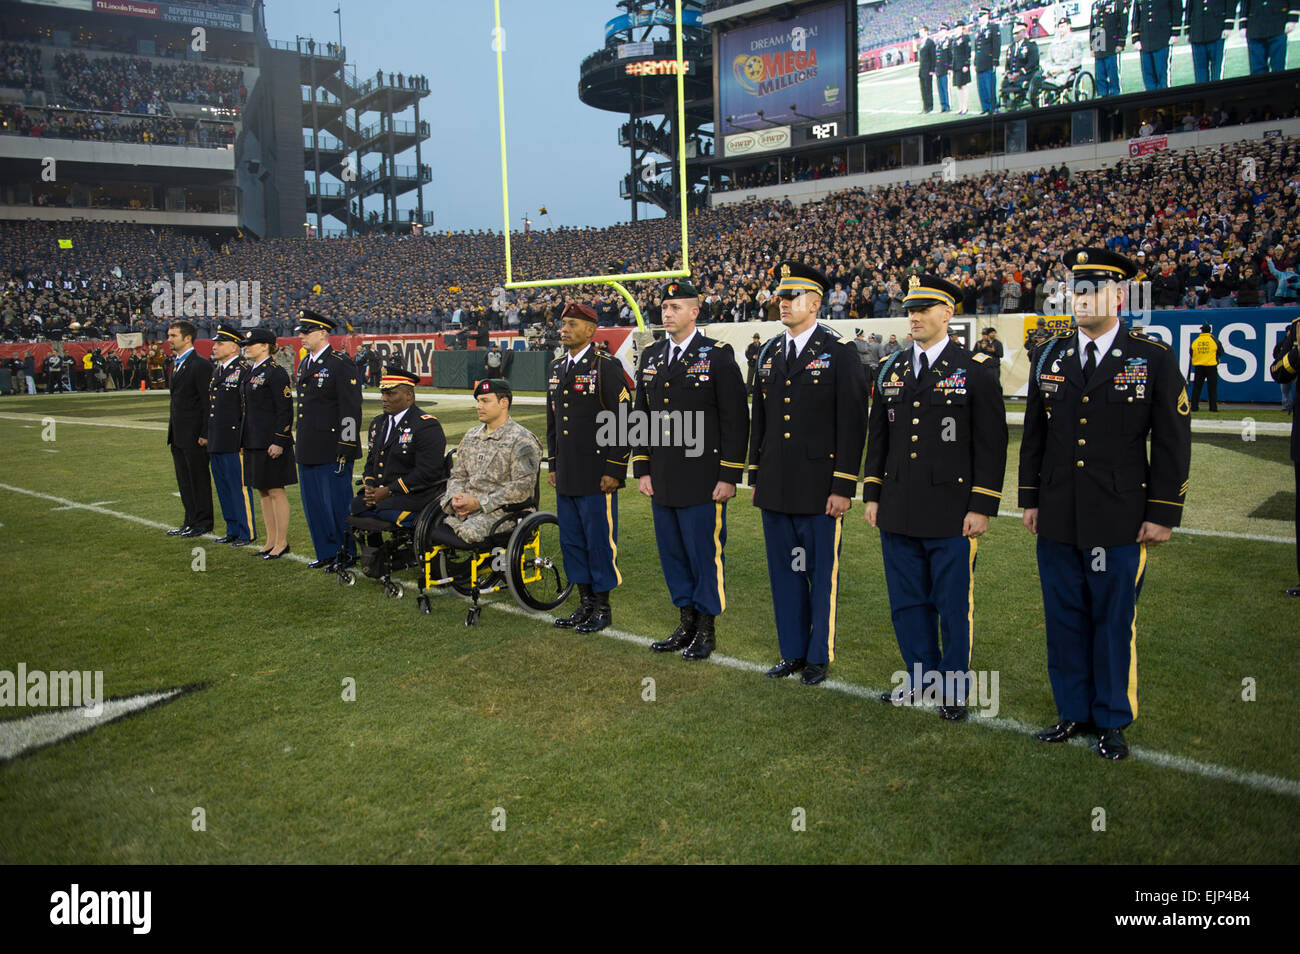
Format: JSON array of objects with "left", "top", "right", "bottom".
[
  {"left": 0, "top": 688, "right": 190, "bottom": 763},
  {"left": 0, "top": 413, "right": 167, "bottom": 431},
  {"left": 1, "top": 482, "right": 1296, "bottom": 800},
  {"left": 994, "top": 510, "right": 1293, "bottom": 544}
]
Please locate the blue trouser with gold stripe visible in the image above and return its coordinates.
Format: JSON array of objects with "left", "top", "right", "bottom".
[
  {"left": 1037, "top": 538, "right": 1146, "bottom": 730},
  {"left": 880, "top": 530, "right": 976, "bottom": 700},
  {"left": 761, "top": 510, "right": 843, "bottom": 666},
  {"left": 209, "top": 450, "right": 256, "bottom": 542},
  {"left": 556, "top": 492, "right": 621, "bottom": 593},
  {"left": 652, "top": 500, "right": 726, "bottom": 617},
  {"left": 299, "top": 461, "right": 355, "bottom": 562}
]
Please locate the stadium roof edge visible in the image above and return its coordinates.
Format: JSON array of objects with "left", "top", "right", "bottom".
[{"left": 702, "top": 0, "right": 820, "bottom": 26}]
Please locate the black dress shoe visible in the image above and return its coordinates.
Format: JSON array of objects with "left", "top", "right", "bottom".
[
  {"left": 1034, "top": 719, "right": 1094, "bottom": 743},
  {"left": 1097, "top": 728, "right": 1129, "bottom": 760},
  {"left": 576, "top": 592, "right": 612, "bottom": 633},
  {"left": 879, "top": 687, "right": 918, "bottom": 706},
  {"left": 766, "top": 658, "right": 806, "bottom": 679},
  {"left": 651, "top": 606, "right": 697, "bottom": 653},
  {"left": 166, "top": 526, "right": 188, "bottom": 536},
  {"left": 306, "top": 558, "right": 334, "bottom": 570},
  {"left": 1286, "top": 584, "right": 1300, "bottom": 597},
  {"left": 555, "top": 583, "right": 594, "bottom": 628},
  {"left": 939, "top": 704, "right": 968, "bottom": 722},
  {"left": 230, "top": 538, "right": 255, "bottom": 547},
  {"left": 800, "top": 663, "right": 828, "bottom": 686},
  {"left": 180, "top": 526, "right": 211, "bottom": 538},
  {"left": 263, "top": 546, "right": 290, "bottom": 560},
  {"left": 682, "top": 613, "right": 715, "bottom": 660},
  {"left": 214, "top": 534, "right": 237, "bottom": 544}
]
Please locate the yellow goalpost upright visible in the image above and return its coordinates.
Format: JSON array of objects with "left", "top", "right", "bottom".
[{"left": 493, "top": 0, "right": 692, "bottom": 330}]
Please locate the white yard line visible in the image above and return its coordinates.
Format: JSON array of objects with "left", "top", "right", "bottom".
[{"left": 0, "top": 482, "right": 1296, "bottom": 799}]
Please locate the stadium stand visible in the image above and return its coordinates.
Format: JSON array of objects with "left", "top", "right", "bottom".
[{"left": 2, "top": 134, "right": 1298, "bottom": 342}]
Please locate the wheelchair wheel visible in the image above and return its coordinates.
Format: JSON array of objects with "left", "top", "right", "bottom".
[
  {"left": 1071, "top": 70, "right": 1095, "bottom": 103},
  {"left": 506, "top": 511, "right": 573, "bottom": 611},
  {"left": 437, "top": 548, "right": 476, "bottom": 597}
]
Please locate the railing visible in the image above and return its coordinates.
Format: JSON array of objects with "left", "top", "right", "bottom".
[
  {"left": 269, "top": 38, "right": 345, "bottom": 59},
  {"left": 303, "top": 133, "right": 348, "bottom": 151},
  {"left": 357, "top": 118, "right": 429, "bottom": 141},
  {"left": 358, "top": 164, "right": 432, "bottom": 186},
  {"left": 581, "top": 38, "right": 707, "bottom": 76},
  {"left": 304, "top": 182, "right": 347, "bottom": 197}
]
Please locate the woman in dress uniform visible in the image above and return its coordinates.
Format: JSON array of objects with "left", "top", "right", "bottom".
[
  {"left": 240, "top": 328, "right": 296, "bottom": 559},
  {"left": 952, "top": 18, "right": 973, "bottom": 114}
]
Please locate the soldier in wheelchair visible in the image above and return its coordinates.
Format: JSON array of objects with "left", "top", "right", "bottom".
[
  {"left": 1028, "top": 18, "right": 1090, "bottom": 107},
  {"left": 999, "top": 22, "right": 1040, "bottom": 110},
  {"left": 343, "top": 367, "right": 448, "bottom": 594},
  {"left": 421, "top": 378, "right": 570, "bottom": 624}
]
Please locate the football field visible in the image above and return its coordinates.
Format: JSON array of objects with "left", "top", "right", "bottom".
[
  {"left": 0, "top": 391, "right": 1296, "bottom": 864},
  {"left": 857, "top": 34, "right": 1300, "bottom": 137}
]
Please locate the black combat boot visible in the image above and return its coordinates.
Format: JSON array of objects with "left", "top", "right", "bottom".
[
  {"left": 576, "top": 590, "right": 612, "bottom": 633},
  {"left": 554, "top": 583, "right": 594, "bottom": 628},
  {"left": 681, "top": 612, "right": 715, "bottom": 660},
  {"left": 651, "top": 606, "right": 696, "bottom": 653}
]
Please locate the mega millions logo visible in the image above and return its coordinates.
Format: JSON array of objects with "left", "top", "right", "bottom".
[{"left": 732, "top": 24, "right": 820, "bottom": 96}]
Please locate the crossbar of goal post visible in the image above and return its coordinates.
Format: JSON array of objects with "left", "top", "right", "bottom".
[{"left": 494, "top": 0, "right": 691, "bottom": 331}]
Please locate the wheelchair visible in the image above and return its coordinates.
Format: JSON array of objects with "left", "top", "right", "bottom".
[
  {"left": 336, "top": 457, "right": 573, "bottom": 627},
  {"left": 1027, "top": 66, "right": 1095, "bottom": 107}
]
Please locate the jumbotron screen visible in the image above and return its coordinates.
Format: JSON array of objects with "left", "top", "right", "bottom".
[
  {"left": 717, "top": 1, "right": 851, "bottom": 158},
  {"left": 856, "top": 0, "right": 1300, "bottom": 137}
]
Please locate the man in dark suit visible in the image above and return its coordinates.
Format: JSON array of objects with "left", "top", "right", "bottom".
[
  {"left": 917, "top": 26, "right": 936, "bottom": 113},
  {"left": 295, "top": 310, "right": 364, "bottom": 570},
  {"left": 547, "top": 303, "right": 632, "bottom": 632},
  {"left": 204, "top": 324, "right": 256, "bottom": 546},
  {"left": 864, "top": 276, "right": 1008, "bottom": 720},
  {"left": 1269, "top": 316, "right": 1300, "bottom": 596},
  {"left": 633, "top": 280, "right": 749, "bottom": 661},
  {"left": 165, "top": 319, "right": 214, "bottom": 538},
  {"left": 1019, "top": 249, "right": 1191, "bottom": 760},
  {"left": 749, "top": 262, "right": 869, "bottom": 686}
]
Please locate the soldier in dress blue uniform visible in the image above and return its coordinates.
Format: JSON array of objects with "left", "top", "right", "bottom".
[
  {"left": 1184, "top": 0, "right": 1233, "bottom": 82},
  {"left": 547, "top": 303, "right": 632, "bottom": 633},
  {"left": 864, "top": 276, "right": 1008, "bottom": 720},
  {"left": 1129, "top": 0, "right": 1180, "bottom": 89},
  {"left": 1091, "top": 0, "right": 1128, "bottom": 96},
  {"left": 974, "top": 7, "right": 1002, "bottom": 114},
  {"left": 1268, "top": 316, "right": 1300, "bottom": 596},
  {"left": 633, "top": 280, "right": 749, "bottom": 661},
  {"left": 750, "top": 261, "right": 869, "bottom": 686},
  {"left": 1019, "top": 248, "right": 1192, "bottom": 760},
  {"left": 352, "top": 367, "right": 447, "bottom": 526},
  {"left": 295, "top": 310, "right": 364, "bottom": 571},
  {"left": 239, "top": 327, "right": 296, "bottom": 560},
  {"left": 204, "top": 323, "right": 257, "bottom": 546},
  {"left": 1240, "top": 0, "right": 1299, "bottom": 73},
  {"left": 935, "top": 24, "right": 953, "bottom": 112}
]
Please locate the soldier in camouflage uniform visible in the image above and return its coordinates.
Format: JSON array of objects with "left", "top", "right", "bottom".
[{"left": 435, "top": 378, "right": 542, "bottom": 546}]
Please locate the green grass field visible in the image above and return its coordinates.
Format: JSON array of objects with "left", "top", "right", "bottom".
[
  {"left": 0, "top": 391, "right": 1296, "bottom": 864},
  {"left": 857, "top": 33, "right": 1300, "bottom": 136}
]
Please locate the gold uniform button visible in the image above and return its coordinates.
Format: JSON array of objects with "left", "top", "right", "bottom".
[
  {"left": 783, "top": 414, "right": 790, "bottom": 421},
  {"left": 1079, "top": 418, "right": 1087, "bottom": 425},
  {"left": 1077, "top": 438, "right": 1086, "bottom": 446},
  {"left": 945, "top": 399, "right": 952, "bottom": 405},
  {"left": 909, "top": 452, "right": 917, "bottom": 459},
  {"left": 563, "top": 416, "right": 568, "bottom": 422},
  {"left": 957, "top": 477, "right": 964, "bottom": 483},
  {"left": 913, "top": 401, "right": 921, "bottom": 408},
  {"left": 1081, "top": 396, "right": 1090, "bottom": 404},
  {"left": 563, "top": 430, "right": 569, "bottom": 435},
  {"left": 783, "top": 432, "right": 790, "bottom": 439},
  {"left": 785, "top": 379, "right": 791, "bottom": 385},
  {"left": 1127, "top": 396, "right": 1134, "bottom": 403},
  {"left": 783, "top": 397, "right": 790, "bottom": 404},
  {"left": 911, "top": 434, "right": 918, "bottom": 442},
  {"left": 912, "top": 418, "right": 919, "bottom": 425},
  {"left": 1076, "top": 460, "right": 1084, "bottom": 468},
  {"left": 664, "top": 399, "right": 670, "bottom": 404}
]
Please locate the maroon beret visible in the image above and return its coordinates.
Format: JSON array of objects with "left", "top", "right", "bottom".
[{"left": 560, "top": 303, "right": 598, "bottom": 323}]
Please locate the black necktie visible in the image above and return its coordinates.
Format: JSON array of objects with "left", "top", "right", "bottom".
[
  {"left": 668, "top": 345, "right": 680, "bottom": 369},
  {"left": 1083, "top": 341, "right": 1097, "bottom": 383},
  {"left": 384, "top": 414, "right": 395, "bottom": 444},
  {"left": 918, "top": 351, "right": 930, "bottom": 379},
  {"left": 787, "top": 339, "right": 796, "bottom": 365}
]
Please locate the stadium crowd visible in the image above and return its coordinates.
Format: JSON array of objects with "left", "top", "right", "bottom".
[
  {"left": 2, "top": 135, "right": 1298, "bottom": 343},
  {"left": 54, "top": 52, "right": 245, "bottom": 114},
  {"left": 0, "top": 103, "right": 235, "bottom": 147},
  {"left": 0, "top": 42, "right": 44, "bottom": 91}
]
